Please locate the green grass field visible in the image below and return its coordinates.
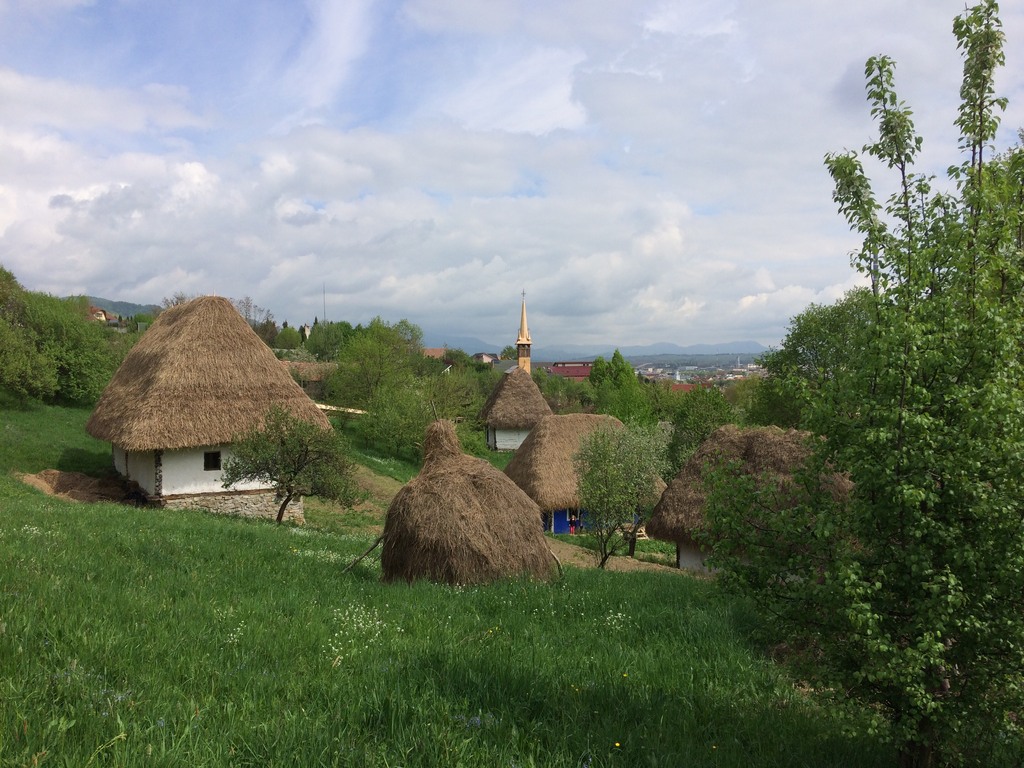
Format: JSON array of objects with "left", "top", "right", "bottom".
[{"left": 0, "top": 400, "right": 901, "bottom": 767}]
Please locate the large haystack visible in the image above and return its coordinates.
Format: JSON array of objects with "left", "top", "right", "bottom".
[
  {"left": 503, "top": 413, "right": 624, "bottom": 511},
  {"left": 381, "top": 420, "right": 557, "bottom": 585},
  {"left": 479, "top": 366, "right": 552, "bottom": 430},
  {"left": 87, "top": 296, "right": 329, "bottom": 451},
  {"left": 646, "top": 424, "right": 819, "bottom": 546}
]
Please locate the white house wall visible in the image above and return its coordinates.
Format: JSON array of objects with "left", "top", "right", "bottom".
[
  {"left": 161, "top": 446, "right": 270, "bottom": 496},
  {"left": 116, "top": 446, "right": 158, "bottom": 495},
  {"left": 495, "top": 429, "right": 532, "bottom": 451}
]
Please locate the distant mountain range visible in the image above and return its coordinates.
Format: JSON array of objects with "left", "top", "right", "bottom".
[
  {"left": 421, "top": 333, "right": 768, "bottom": 359},
  {"left": 87, "top": 297, "right": 161, "bottom": 318},
  {"left": 84, "top": 298, "right": 768, "bottom": 358}
]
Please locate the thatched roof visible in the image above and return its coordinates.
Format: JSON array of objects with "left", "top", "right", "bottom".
[
  {"left": 503, "top": 413, "right": 625, "bottom": 512},
  {"left": 646, "top": 424, "right": 827, "bottom": 545},
  {"left": 87, "top": 296, "right": 330, "bottom": 451},
  {"left": 381, "top": 420, "right": 556, "bottom": 585},
  {"left": 479, "top": 365, "right": 552, "bottom": 429}
]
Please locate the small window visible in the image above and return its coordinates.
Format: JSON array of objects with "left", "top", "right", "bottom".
[{"left": 204, "top": 451, "right": 222, "bottom": 471}]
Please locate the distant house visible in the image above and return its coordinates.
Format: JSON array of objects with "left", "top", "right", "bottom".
[
  {"left": 473, "top": 352, "right": 501, "bottom": 365},
  {"left": 504, "top": 413, "right": 623, "bottom": 533},
  {"left": 544, "top": 361, "right": 593, "bottom": 382},
  {"left": 422, "top": 347, "right": 448, "bottom": 360},
  {"left": 86, "top": 296, "right": 331, "bottom": 522},
  {"left": 88, "top": 306, "right": 108, "bottom": 323},
  {"left": 479, "top": 366, "right": 552, "bottom": 450}
]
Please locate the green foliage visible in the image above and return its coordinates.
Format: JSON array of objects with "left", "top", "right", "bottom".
[
  {"left": 668, "top": 386, "right": 734, "bottom": 476},
  {"left": 500, "top": 344, "right": 517, "bottom": 360},
  {"left": 305, "top": 319, "right": 354, "bottom": 361},
  {"left": 532, "top": 368, "right": 594, "bottom": 412},
  {"left": 0, "top": 267, "right": 127, "bottom": 404},
  {"left": 351, "top": 380, "right": 433, "bottom": 463},
  {"left": 327, "top": 317, "right": 423, "bottom": 408},
  {"left": 748, "top": 288, "right": 872, "bottom": 429},
  {"left": 707, "top": 6, "right": 1024, "bottom": 764},
  {"left": 221, "top": 406, "right": 361, "bottom": 523},
  {"left": 274, "top": 325, "right": 302, "bottom": 350},
  {"left": 574, "top": 422, "right": 668, "bottom": 567}
]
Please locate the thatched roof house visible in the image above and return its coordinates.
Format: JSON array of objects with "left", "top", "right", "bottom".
[
  {"left": 479, "top": 366, "right": 552, "bottom": 450},
  {"left": 381, "top": 420, "right": 556, "bottom": 585},
  {"left": 504, "top": 412, "right": 664, "bottom": 534},
  {"left": 87, "top": 295, "right": 330, "bottom": 520},
  {"left": 646, "top": 424, "right": 823, "bottom": 570}
]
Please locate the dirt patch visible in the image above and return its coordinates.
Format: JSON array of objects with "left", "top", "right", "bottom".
[
  {"left": 19, "top": 469, "right": 135, "bottom": 504},
  {"left": 546, "top": 536, "right": 681, "bottom": 574}
]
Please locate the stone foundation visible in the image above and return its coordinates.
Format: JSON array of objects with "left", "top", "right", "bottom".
[{"left": 155, "top": 489, "right": 304, "bottom": 524}]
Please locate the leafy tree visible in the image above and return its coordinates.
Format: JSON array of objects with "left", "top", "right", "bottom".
[
  {"left": 328, "top": 317, "right": 423, "bottom": 408},
  {"left": 667, "top": 385, "right": 734, "bottom": 476},
  {"left": 0, "top": 268, "right": 125, "bottom": 404},
  {"left": 706, "top": 5, "right": 1024, "bottom": 765},
  {"left": 274, "top": 325, "right": 302, "bottom": 350},
  {"left": 500, "top": 344, "right": 518, "bottom": 360},
  {"left": 574, "top": 422, "right": 668, "bottom": 567},
  {"left": 750, "top": 288, "right": 873, "bottom": 428},
  {"left": 305, "top": 320, "right": 354, "bottom": 361},
  {"left": 221, "top": 406, "right": 361, "bottom": 524}
]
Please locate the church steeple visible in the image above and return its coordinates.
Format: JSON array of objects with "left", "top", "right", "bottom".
[{"left": 516, "top": 291, "right": 532, "bottom": 374}]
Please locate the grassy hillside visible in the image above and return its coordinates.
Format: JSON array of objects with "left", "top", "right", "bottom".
[{"left": 0, "top": 400, "right": 899, "bottom": 767}]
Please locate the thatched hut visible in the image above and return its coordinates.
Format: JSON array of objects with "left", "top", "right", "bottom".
[
  {"left": 503, "top": 413, "right": 628, "bottom": 533},
  {"left": 381, "top": 420, "right": 556, "bottom": 585},
  {"left": 479, "top": 366, "right": 552, "bottom": 450},
  {"left": 87, "top": 295, "right": 330, "bottom": 521},
  {"left": 646, "top": 424, "right": 819, "bottom": 570}
]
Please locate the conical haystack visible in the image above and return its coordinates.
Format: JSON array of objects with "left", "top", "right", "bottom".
[
  {"left": 381, "top": 420, "right": 556, "bottom": 585},
  {"left": 646, "top": 424, "right": 832, "bottom": 545},
  {"left": 503, "top": 413, "right": 625, "bottom": 511},
  {"left": 479, "top": 366, "right": 552, "bottom": 430},
  {"left": 87, "top": 296, "right": 329, "bottom": 452}
]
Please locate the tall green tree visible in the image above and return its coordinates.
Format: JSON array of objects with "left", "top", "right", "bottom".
[
  {"left": 667, "top": 385, "right": 734, "bottom": 476},
  {"left": 748, "top": 288, "right": 872, "bottom": 428},
  {"left": 221, "top": 406, "right": 361, "bottom": 524},
  {"left": 574, "top": 422, "right": 667, "bottom": 567},
  {"left": 707, "top": 5, "right": 1024, "bottom": 765}
]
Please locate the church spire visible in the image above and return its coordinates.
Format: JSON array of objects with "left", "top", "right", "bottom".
[{"left": 516, "top": 291, "right": 532, "bottom": 374}]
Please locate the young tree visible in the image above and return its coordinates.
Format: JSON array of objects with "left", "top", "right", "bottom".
[
  {"left": 707, "top": 5, "right": 1024, "bottom": 765},
  {"left": 221, "top": 406, "right": 361, "bottom": 523},
  {"left": 574, "top": 422, "right": 668, "bottom": 567},
  {"left": 667, "top": 385, "right": 734, "bottom": 476}
]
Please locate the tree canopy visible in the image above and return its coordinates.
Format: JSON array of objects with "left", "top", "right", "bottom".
[{"left": 706, "top": 4, "right": 1024, "bottom": 764}]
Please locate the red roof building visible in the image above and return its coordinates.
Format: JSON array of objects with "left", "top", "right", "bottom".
[{"left": 544, "top": 361, "right": 593, "bottom": 382}]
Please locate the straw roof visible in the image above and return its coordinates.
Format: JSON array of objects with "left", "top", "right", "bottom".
[
  {"left": 479, "top": 365, "right": 552, "bottom": 430},
  {"left": 381, "top": 420, "right": 556, "bottom": 585},
  {"left": 646, "top": 424, "right": 827, "bottom": 545},
  {"left": 87, "top": 296, "right": 330, "bottom": 452},
  {"left": 503, "top": 413, "right": 626, "bottom": 512}
]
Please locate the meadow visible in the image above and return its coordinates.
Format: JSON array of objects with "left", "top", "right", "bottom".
[{"left": 0, "top": 400, "right": 898, "bottom": 767}]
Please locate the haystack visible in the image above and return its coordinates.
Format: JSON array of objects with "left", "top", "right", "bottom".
[
  {"left": 381, "top": 420, "right": 557, "bottom": 585},
  {"left": 88, "top": 295, "right": 328, "bottom": 451},
  {"left": 479, "top": 366, "right": 552, "bottom": 450},
  {"left": 646, "top": 424, "right": 822, "bottom": 547}
]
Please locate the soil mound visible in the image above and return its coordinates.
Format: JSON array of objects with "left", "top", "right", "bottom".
[{"left": 19, "top": 470, "right": 134, "bottom": 503}]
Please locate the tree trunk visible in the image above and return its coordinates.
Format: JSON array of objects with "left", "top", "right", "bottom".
[
  {"left": 276, "top": 492, "right": 295, "bottom": 524},
  {"left": 627, "top": 532, "right": 637, "bottom": 558}
]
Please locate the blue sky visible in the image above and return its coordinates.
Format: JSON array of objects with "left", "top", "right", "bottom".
[{"left": 2, "top": 0, "right": 1023, "bottom": 348}]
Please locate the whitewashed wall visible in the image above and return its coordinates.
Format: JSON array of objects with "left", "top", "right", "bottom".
[
  {"left": 494, "top": 428, "right": 531, "bottom": 451},
  {"left": 114, "top": 446, "right": 158, "bottom": 495},
  {"left": 161, "top": 446, "right": 270, "bottom": 495}
]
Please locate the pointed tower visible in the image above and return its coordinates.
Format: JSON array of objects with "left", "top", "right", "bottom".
[{"left": 516, "top": 292, "right": 532, "bottom": 374}]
